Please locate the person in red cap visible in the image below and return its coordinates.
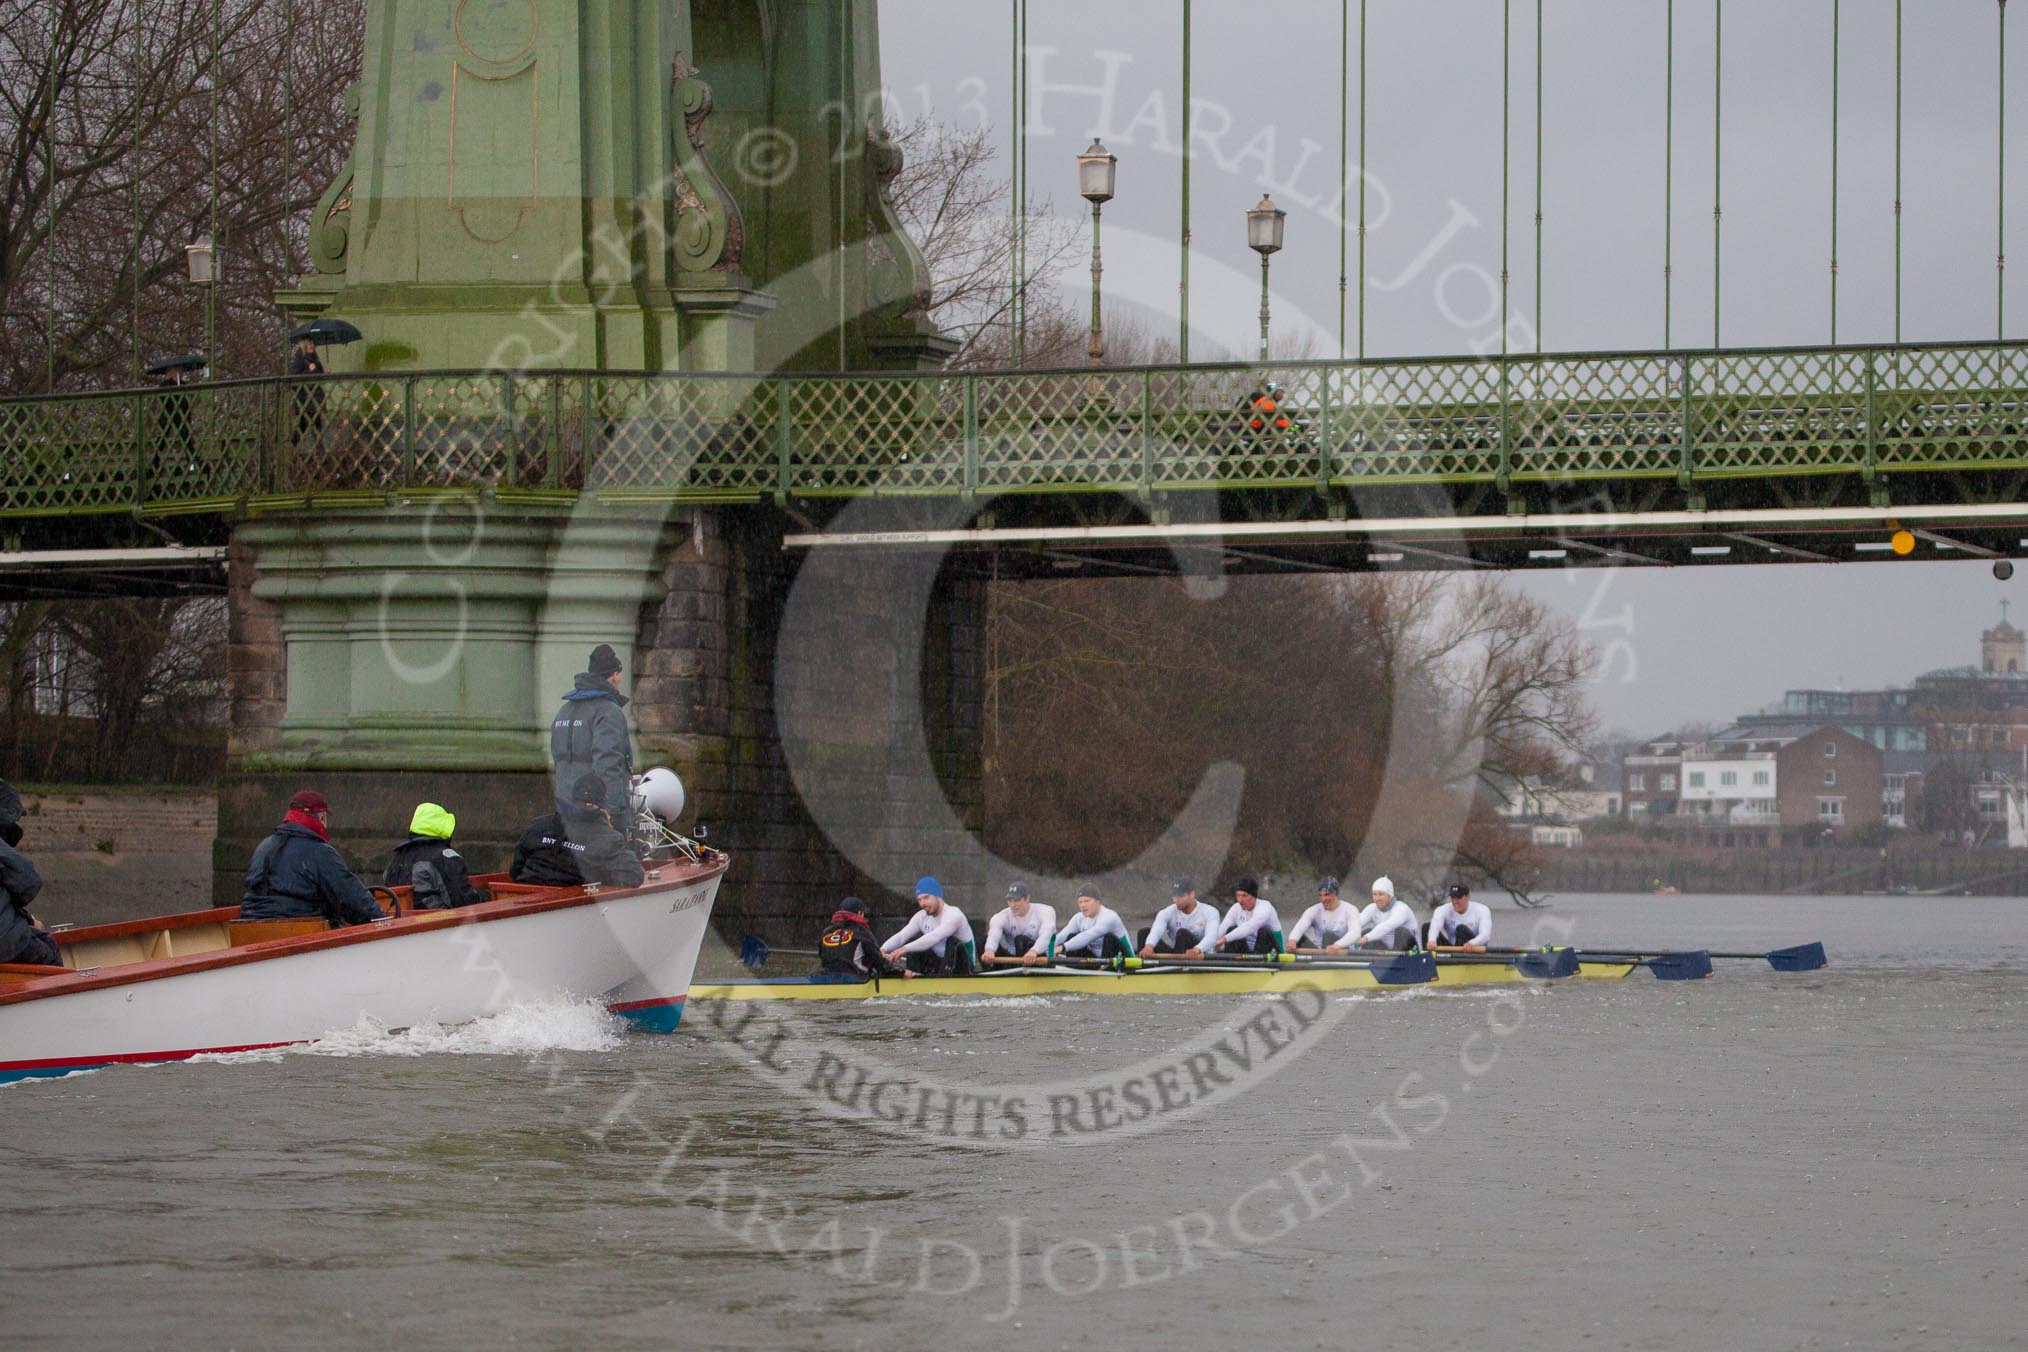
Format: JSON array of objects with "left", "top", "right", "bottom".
[{"left": 239, "top": 790, "right": 388, "bottom": 927}]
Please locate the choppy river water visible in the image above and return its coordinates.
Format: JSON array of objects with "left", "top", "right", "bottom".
[{"left": 5, "top": 894, "right": 2025, "bottom": 1352}]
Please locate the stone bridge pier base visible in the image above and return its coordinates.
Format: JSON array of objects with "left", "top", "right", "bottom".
[{"left": 218, "top": 504, "right": 984, "bottom": 942}]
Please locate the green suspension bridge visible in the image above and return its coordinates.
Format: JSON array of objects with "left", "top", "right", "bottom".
[{"left": 3, "top": 1, "right": 2027, "bottom": 588}]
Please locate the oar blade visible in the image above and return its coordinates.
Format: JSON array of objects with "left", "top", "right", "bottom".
[
  {"left": 1766, "top": 942, "right": 1828, "bottom": 972},
  {"left": 1646, "top": 950, "right": 1715, "bottom": 981},
  {"left": 1513, "top": 947, "right": 1581, "bottom": 980},
  {"left": 739, "top": 934, "right": 770, "bottom": 972},
  {"left": 1370, "top": 953, "right": 1438, "bottom": 985}
]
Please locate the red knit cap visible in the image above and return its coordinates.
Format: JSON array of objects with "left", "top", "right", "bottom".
[{"left": 287, "top": 790, "right": 329, "bottom": 814}]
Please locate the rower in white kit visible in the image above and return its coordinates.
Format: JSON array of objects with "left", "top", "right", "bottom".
[
  {"left": 1139, "top": 878, "right": 1222, "bottom": 959},
  {"left": 1053, "top": 886, "right": 1133, "bottom": 960},
  {"left": 1350, "top": 875, "right": 1420, "bottom": 952},
  {"left": 1427, "top": 881, "right": 1493, "bottom": 953},
  {"left": 981, "top": 881, "right": 1057, "bottom": 966},
  {"left": 1287, "top": 876, "right": 1357, "bottom": 954}
]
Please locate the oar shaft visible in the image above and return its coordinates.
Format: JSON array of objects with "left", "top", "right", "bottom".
[
  {"left": 1482, "top": 946, "right": 1757, "bottom": 960},
  {"left": 1568, "top": 949, "right": 1759, "bottom": 961}
]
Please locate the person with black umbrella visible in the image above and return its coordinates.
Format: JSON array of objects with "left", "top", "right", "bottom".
[
  {"left": 0, "top": 779, "right": 61, "bottom": 969},
  {"left": 288, "top": 334, "right": 325, "bottom": 379},
  {"left": 145, "top": 353, "right": 205, "bottom": 481},
  {"left": 287, "top": 332, "right": 327, "bottom": 450}
]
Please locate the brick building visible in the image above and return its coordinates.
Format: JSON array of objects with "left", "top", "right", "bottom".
[{"left": 1773, "top": 725, "right": 1883, "bottom": 840}]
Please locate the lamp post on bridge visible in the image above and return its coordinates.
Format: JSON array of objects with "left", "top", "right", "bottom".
[
  {"left": 1247, "top": 195, "right": 1286, "bottom": 363},
  {"left": 1078, "top": 139, "right": 1117, "bottom": 367},
  {"left": 185, "top": 234, "right": 218, "bottom": 375}
]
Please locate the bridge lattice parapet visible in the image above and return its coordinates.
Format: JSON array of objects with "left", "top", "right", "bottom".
[{"left": 2, "top": 342, "right": 2025, "bottom": 522}]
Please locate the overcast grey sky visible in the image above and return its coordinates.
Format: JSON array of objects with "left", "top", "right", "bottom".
[{"left": 876, "top": 1, "right": 2024, "bottom": 736}]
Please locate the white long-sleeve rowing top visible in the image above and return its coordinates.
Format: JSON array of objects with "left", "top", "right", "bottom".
[
  {"left": 881, "top": 904, "right": 976, "bottom": 957},
  {"left": 983, "top": 903, "right": 1057, "bottom": 956},
  {"left": 1353, "top": 899, "right": 1419, "bottom": 948},
  {"left": 1288, "top": 901, "right": 1357, "bottom": 949},
  {"left": 1218, "top": 898, "right": 1283, "bottom": 947},
  {"left": 1427, "top": 899, "right": 1493, "bottom": 947},
  {"left": 1054, "top": 905, "right": 1130, "bottom": 954},
  {"left": 1145, "top": 901, "right": 1222, "bottom": 952}
]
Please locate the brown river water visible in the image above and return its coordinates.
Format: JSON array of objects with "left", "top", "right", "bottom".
[{"left": 3, "top": 893, "right": 2025, "bottom": 1352}]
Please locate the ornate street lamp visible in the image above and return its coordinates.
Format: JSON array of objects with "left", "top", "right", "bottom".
[
  {"left": 183, "top": 234, "right": 217, "bottom": 286},
  {"left": 1246, "top": 195, "right": 1286, "bottom": 362},
  {"left": 1078, "top": 139, "right": 1117, "bottom": 366}
]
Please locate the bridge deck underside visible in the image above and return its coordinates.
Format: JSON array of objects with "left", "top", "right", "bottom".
[{"left": 4, "top": 341, "right": 2028, "bottom": 576}]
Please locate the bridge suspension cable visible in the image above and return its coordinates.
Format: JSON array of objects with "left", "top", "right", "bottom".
[
  {"left": 41, "top": 0, "right": 56, "bottom": 393},
  {"left": 1339, "top": 0, "right": 1348, "bottom": 361},
  {"left": 1502, "top": 0, "right": 1511, "bottom": 357},
  {"left": 1181, "top": 0, "right": 1191, "bottom": 363},
  {"left": 130, "top": 5, "right": 142, "bottom": 386},
  {"left": 1830, "top": 0, "right": 1840, "bottom": 345},
  {"left": 1713, "top": 0, "right": 1723, "bottom": 350},
  {"left": 1358, "top": 0, "right": 1368, "bottom": 360},
  {"left": 207, "top": 0, "right": 221, "bottom": 377}
]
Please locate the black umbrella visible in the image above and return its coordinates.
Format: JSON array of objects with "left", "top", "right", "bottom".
[
  {"left": 144, "top": 353, "right": 207, "bottom": 376},
  {"left": 287, "top": 318, "right": 363, "bottom": 346}
]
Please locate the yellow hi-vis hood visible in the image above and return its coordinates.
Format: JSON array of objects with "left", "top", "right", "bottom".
[{"left": 409, "top": 802, "right": 456, "bottom": 839}]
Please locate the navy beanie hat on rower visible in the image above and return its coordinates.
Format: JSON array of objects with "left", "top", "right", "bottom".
[
  {"left": 589, "top": 643, "right": 623, "bottom": 678},
  {"left": 915, "top": 876, "right": 944, "bottom": 899},
  {"left": 838, "top": 896, "right": 868, "bottom": 916}
]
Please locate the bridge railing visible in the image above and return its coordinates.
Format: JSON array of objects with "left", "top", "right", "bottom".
[{"left": 2, "top": 340, "right": 2025, "bottom": 517}]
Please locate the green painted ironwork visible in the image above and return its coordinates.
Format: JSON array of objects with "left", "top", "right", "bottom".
[{"left": 4, "top": 342, "right": 2028, "bottom": 518}]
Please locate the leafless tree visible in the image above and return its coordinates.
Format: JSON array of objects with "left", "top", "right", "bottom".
[
  {"left": 887, "top": 115, "right": 1087, "bottom": 370},
  {"left": 983, "top": 570, "right": 1598, "bottom": 903},
  {"left": 23, "top": 598, "right": 226, "bottom": 781},
  {"left": 0, "top": 0, "right": 360, "bottom": 394}
]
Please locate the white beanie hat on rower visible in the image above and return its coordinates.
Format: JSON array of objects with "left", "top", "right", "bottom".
[{"left": 1371, "top": 876, "right": 1395, "bottom": 898}]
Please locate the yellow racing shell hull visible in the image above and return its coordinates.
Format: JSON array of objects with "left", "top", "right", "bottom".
[{"left": 690, "top": 960, "right": 1640, "bottom": 1002}]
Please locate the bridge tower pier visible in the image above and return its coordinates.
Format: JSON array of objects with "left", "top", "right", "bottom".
[
  {"left": 217, "top": 504, "right": 986, "bottom": 936},
  {"left": 217, "top": 0, "right": 976, "bottom": 926}
]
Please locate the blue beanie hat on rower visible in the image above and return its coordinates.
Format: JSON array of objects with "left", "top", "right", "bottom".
[{"left": 915, "top": 876, "right": 944, "bottom": 899}]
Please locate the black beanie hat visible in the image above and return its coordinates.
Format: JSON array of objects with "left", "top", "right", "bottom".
[
  {"left": 589, "top": 643, "right": 623, "bottom": 678},
  {"left": 572, "top": 773, "right": 608, "bottom": 809}
]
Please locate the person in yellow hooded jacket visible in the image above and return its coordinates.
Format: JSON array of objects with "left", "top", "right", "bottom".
[{"left": 383, "top": 802, "right": 488, "bottom": 910}]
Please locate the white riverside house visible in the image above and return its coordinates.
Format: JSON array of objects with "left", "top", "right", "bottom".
[{"left": 1678, "top": 744, "right": 1780, "bottom": 826}]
